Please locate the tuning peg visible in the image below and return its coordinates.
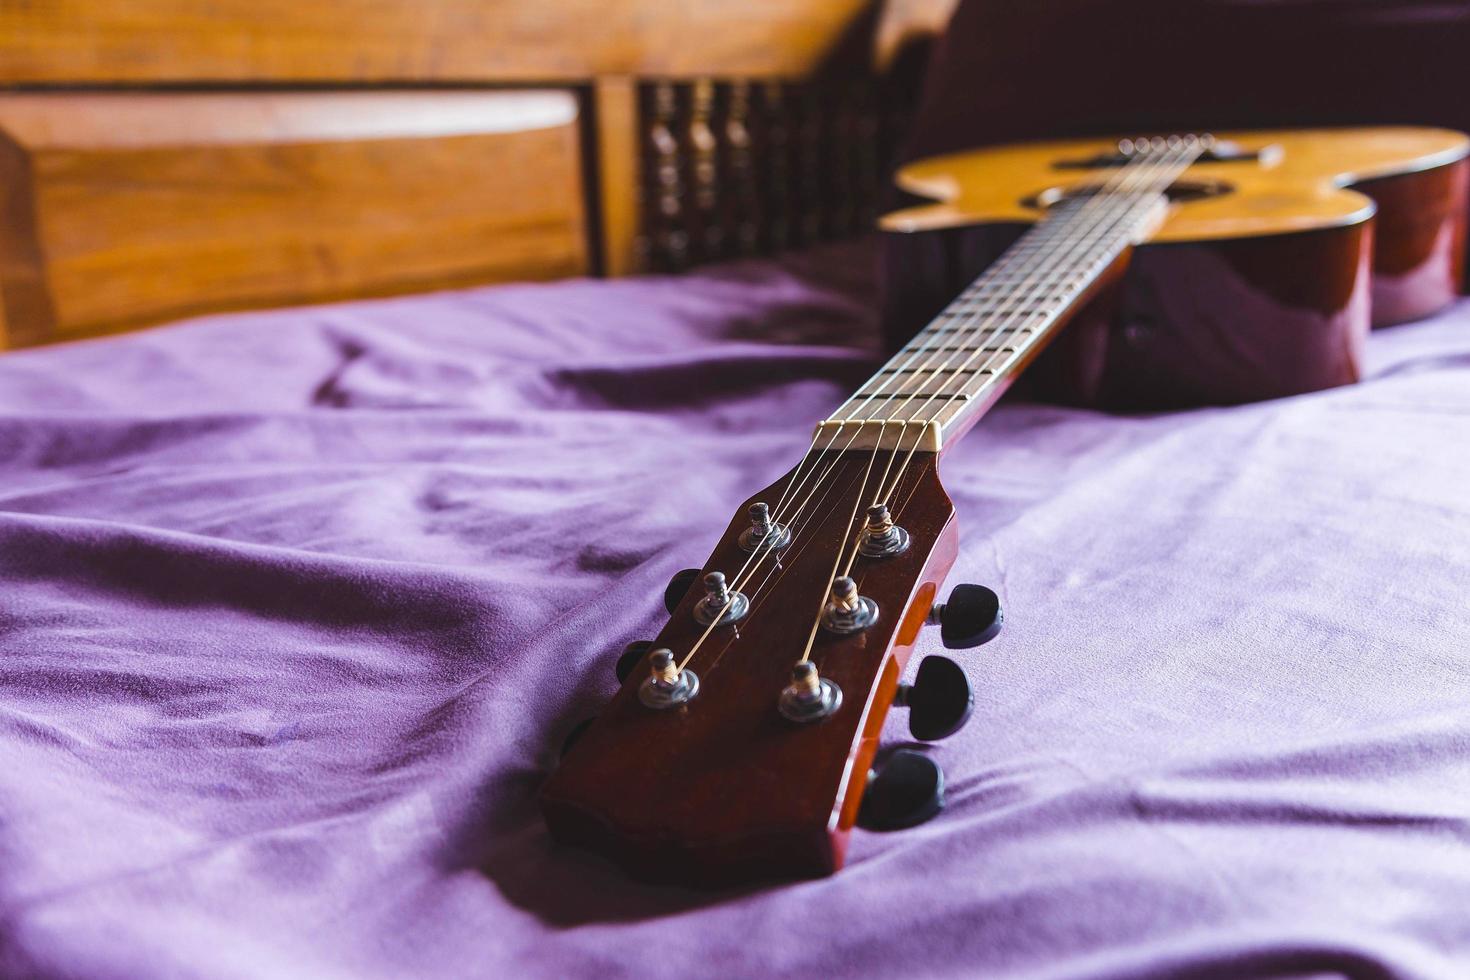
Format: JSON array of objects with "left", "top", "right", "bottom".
[
  {"left": 615, "top": 641, "right": 653, "bottom": 683},
  {"left": 560, "top": 716, "right": 597, "bottom": 759},
  {"left": 894, "top": 655, "right": 973, "bottom": 741},
  {"left": 821, "top": 576, "right": 878, "bottom": 634},
  {"left": 778, "top": 662, "right": 842, "bottom": 723},
  {"left": 638, "top": 648, "right": 699, "bottom": 709},
  {"left": 692, "top": 571, "right": 749, "bottom": 626},
  {"left": 664, "top": 568, "right": 702, "bottom": 614},
  {"left": 857, "top": 504, "right": 910, "bottom": 558},
  {"left": 739, "top": 501, "right": 791, "bottom": 553},
  {"left": 857, "top": 750, "right": 945, "bottom": 831},
  {"left": 928, "top": 584, "right": 1003, "bottom": 649}
]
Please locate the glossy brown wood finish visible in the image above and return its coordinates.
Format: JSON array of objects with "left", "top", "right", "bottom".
[
  {"left": 1356, "top": 159, "right": 1469, "bottom": 325},
  {"left": 541, "top": 450, "right": 957, "bottom": 885},
  {"left": 1031, "top": 222, "right": 1373, "bottom": 410}
]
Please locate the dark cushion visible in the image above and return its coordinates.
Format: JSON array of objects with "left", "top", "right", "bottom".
[{"left": 904, "top": 0, "right": 1470, "bottom": 162}]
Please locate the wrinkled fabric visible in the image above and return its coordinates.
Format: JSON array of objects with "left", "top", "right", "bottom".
[{"left": 1, "top": 241, "right": 1468, "bottom": 979}]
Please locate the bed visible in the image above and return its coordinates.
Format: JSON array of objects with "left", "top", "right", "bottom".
[
  {"left": 2, "top": 238, "right": 1470, "bottom": 977},
  {"left": 5, "top": 1, "right": 1470, "bottom": 977}
]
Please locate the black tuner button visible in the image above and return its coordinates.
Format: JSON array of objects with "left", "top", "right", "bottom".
[
  {"left": 895, "top": 655, "right": 974, "bottom": 741},
  {"left": 857, "top": 749, "right": 945, "bottom": 831},
  {"left": 931, "top": 584, "right": 1003, "bottom": 649},
  {"left": 615, "top": 641, "right": 653, "bottom": 684},
  {"left": 664, "top": 568, "right": 702, "bottom": 614},
  {"left": 560, "top": 716, "right": 597, "bottom": 759}
]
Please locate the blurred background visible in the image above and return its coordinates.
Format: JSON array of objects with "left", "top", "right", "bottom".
[
  {"left": 4, "top": 0, "right": 1469, "bottom": 352},
  {"left": 0, "top": 0, "right": 957, "bottom": 351}
]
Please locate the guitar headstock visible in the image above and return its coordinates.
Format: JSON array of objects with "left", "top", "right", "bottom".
[{"left": 540, "top": 447, "right": 1001, "bottom": 886}]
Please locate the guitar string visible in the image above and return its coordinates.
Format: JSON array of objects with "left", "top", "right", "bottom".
[
  {"left": 833, "top": 138, "right": 1203, "bottom": 582},
  {"left": 744, "top": 139, "right": 1183, "bottom": 672},
  {"left": 673, "top": 182, "right": 1126, "bottom": 673},
  {"left": 830, "top": 140, "right": 1199, "bottom": 597},
  {"left": 865, "top": 137, "right": 1203, "bottom": 527},
  {"left": 788, "top": 138, "right": 1204, "bottom": 664},
  {"left": 677, "top": 136, "right": 1198, "bottom": 674},
  {"left": 732, "top": 148, "right": 1172, "bottom": 560},
  {"left": 668, "top": 149, "right": 1159, "bottom": 659},
  {"left": 872, "top": 137, "right": 1203, "bottom": 507},
  {"left": 698, "top": 455, "right": 867, "bottom": 675},
  {"left": 670, "top": 414, "right": 915, "bottom": 672},
  {"left": 818, "top": 141, "right": 1165, "bottom": 434},
  {"left": 861, "top": 143, "right": 1184, "bottom": 496},
  {"left": 673, "top": 422, "right": 904, "bottom": 671},
  {"left": 705, "top": 442, "right": 917, "bottom": 674},
  {"left": 668, "top": 204, "right": 1083, "bottom": 668},
  {"left": 844, "top": 191, "right": 1144, "bottom": 570},
  {"left": 666, "top": 424, "right": 867, "bottom": 672}
]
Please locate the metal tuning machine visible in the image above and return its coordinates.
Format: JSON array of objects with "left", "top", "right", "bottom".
[
  {"left": 821, "top": 576, "right": 877, "bottom": 634},
  {"left": 778, "top": 662, "right": 842, "bottom": 723},
  {"left": 638, "top": 648, "right": 699, "bottom": 709},
  {"left": 692, "top": 571, "right": 749, "bottom": 626},
  {"left": 857, "top": 504, "right": 909, "bottom": 558},
  {"left": 739, "top": 502, "right": 791, "bottom": 553}
]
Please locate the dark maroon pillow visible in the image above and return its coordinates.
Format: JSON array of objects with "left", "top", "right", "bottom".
[{"left": 904, "top": 0, "right": 1470, "bottom": 162}]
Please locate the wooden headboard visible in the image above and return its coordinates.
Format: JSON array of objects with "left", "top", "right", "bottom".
[{"left": 0, "top": 0, "right": 954, "bottom": 350}]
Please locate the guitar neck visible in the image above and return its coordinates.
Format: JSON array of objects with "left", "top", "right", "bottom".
[{"left": 819, "top": 139, "right": 1203, "bottom": 453}]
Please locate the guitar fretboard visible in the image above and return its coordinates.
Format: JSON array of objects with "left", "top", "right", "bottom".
[{"left": 816, "top": 140, "right": 1204, "bottom": 452}]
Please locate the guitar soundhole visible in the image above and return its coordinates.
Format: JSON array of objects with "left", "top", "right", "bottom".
[{"left": 1023, "top": 178, "right": 1234, "bottom": 212}]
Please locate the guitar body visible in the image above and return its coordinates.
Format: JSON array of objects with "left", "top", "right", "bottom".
[{"left": 882, "top": 128, "right": 1469, "bottom": 409}]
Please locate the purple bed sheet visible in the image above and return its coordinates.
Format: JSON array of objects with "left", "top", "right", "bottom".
[{"left": 1, "top": 241, "right": 1469, "bottom": 979}]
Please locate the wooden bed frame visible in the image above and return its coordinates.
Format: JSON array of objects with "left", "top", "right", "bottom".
[{"left": 0, "top": 0, "right": 954, "bottom": 350}]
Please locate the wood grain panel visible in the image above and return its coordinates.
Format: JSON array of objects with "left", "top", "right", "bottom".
[
  {"left": 0, "top": 91, "right": 587, "bottom": 349},
  {"left": 0, "top": 0, "right": 870, "bottom": 84},
  {"left": 592, "top": 78, "right": 641, "bottom": 277}
]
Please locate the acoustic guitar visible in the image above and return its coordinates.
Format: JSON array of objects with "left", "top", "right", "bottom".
[{"left": 541, "top": 127, "right": 1469, "bottom": 886}]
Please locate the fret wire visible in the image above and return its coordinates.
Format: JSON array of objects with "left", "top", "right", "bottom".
[
  {"left": 923, "top": 316, "right": 1048, "bottom": 327},
  {"left": 937, "top": 307, "right": 1054, "bottom": 316},
  {"left": 911, "top": 334, "right": 1029, "bottom": 351},
  {"left": 962, "top": 277, "right": 1091, "bottom": 289},
  {"left": 966, "top": 263, "right": 1096, "bottom": 284},
  {"left": 953, "top": 296, "right": 1070, "bottom": 306},
  {"left": 878, "top": 363, "right": 994, "bottom": 374},
  {"left": 967, "top": 272, "right": 1086, "bottom": 284},
  {"left": 919, "top": 327, "right": 1037, "bottom": 340},
  {"left": 966, "top": 262, "right": 1113, "bottom": 289},
  {"left": 897, "top": 345, "right": 1011, "bottom": 355},
  {"left": 952, "top": 290, "right": 1070, "bottom": 299},
  {"left": 963, "top": 259, "right": 1114, "bottom": 293},
  {"left": 853, "top": 390, "right": 975, "bottom": 400}
]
